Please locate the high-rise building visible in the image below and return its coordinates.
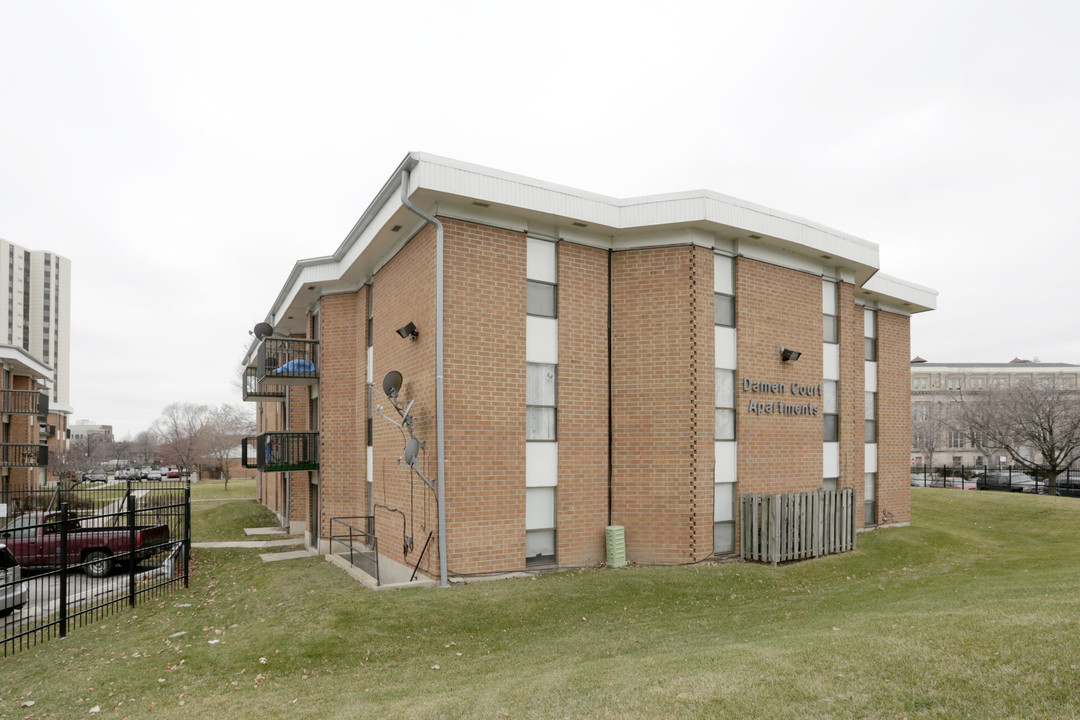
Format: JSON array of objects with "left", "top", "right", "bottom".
[{"left": 0, "top": 237, "right": 72, "bottom": 493}]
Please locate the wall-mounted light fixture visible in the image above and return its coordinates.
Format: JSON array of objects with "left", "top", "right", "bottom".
[
  {"left": 780, "top": 347, "right": 801, "bottom": 362},
  {"left": 396, "top": 322, "right": 418, "bottom": 341}
]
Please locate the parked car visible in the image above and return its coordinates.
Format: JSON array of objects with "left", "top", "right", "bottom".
[
  {"left": 82, "top": 469, "right": 108, "bottom": 483},
  {"left": 166, "top": 468, "right": 180, "bottom": 479},
  {"left": 146, "top": 469, "right": 163, "bottom": 481},
  {"left": 115, "top": 468, "right": 133, "bottom": 480},
  {"left": 0, "top": 511, "right": 171, "bottom": 578},
  {"left": 0, "top": 543, "right": 28, "bottom": 616},
  {"left": 138, "top": 467, "right": 152, "bottom": 480},
  {"left": 977, "top": 471, "right": 1037, "bottom": 492}
]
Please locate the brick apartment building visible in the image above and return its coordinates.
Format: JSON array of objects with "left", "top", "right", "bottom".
[{"left": 242, "top": 153, "right": 936, "bottom": 584}]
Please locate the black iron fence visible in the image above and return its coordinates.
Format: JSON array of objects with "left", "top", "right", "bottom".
[
  {"left": 911, "top": 464, "right": 1080, "bottom": 496},
  {"left": 0, "top": 481, "right": 190, "bottom": 656}
]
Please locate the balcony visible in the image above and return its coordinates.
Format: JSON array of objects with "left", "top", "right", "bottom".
[
  {"left": 2, "top": 390, "right": 49, "bottom": 416},
  {"left": 242, "top": 432, "right": 319, "bottom": 472},
  {"left": 1, "top": 443, "right": 49, "bottom": 467},
  {"left": 242, "top": 366, "right": 287, "bottom": 402},
  {"left": 256, "top": 338, "right": 319, "bottom": 387}
]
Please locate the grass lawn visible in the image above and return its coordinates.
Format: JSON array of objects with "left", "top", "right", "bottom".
[{"left": 4, "top": 488, "right": 1080, "bottom": 719}]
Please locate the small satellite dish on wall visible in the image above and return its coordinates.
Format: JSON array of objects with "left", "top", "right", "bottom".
[
  {"left": 403, "top": 437, "right": 420, "bottom": 468},
  {"left": 253, "top": 322, "right": 275, "bottom": 340},
  {"left": 382, "top": 370, "right": 403, "bottom": 398}
]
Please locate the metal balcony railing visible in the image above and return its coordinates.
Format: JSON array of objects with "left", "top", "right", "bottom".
[
  {"left": 1, "top": 443, "right": 49, "bottom": 467},
  {"left": 241, "top": 432, "right": 319, "bottom": 472},
  {"left": 2, "top": 390, "right": 49, "bottom": 416},
  {"left": 241, "top": 366, "right": 286, "bottom": 402},
  {"left": 256, "top": 338, "right": 319, "bottom": 387}
]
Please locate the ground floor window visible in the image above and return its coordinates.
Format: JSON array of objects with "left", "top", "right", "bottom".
[{"left": 864, "top": 472, "right": 877, "bottom": 526}]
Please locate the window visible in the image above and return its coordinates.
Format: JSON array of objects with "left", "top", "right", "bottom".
[
  {"left": 715, "top": 369, "right": 735, "bottom": 440},
  {"left": 525, "top": 487, "right": 556, "bottom": 566},
  {"left": 1063, "top": 376, "right": 1077, "bottom": 389},
  {"left": 991, "top": 377, "right": 1007, "bottom": 389},
  {"left": 824, "top": 380, "right": 839, "bottom": 442},
  {"left": 822, "top": 279, "right": 838, "bottom": 344},
  {"left": 526, "top": 363, "right": 557, "bottom": 441},
  {"left": 948, "top": 429, "right": 966, "bottom": 448},
  {"left": 947, "top": 377, "right": 962, "bottom": 391},
  {"left": 823, "top": 477, "right": 838, "bottom": 491},
  {"left": 714, "top": 293, "right": 735, "bottom": 327},
  {"left": 863, "top": 308, "right": 877, "bottom": 361},
  {"left": 912, "top": 376, "right": 928, "bottom": 390},
  {"left": 865, "top": 391, "right": 876, "bottom": 443},
  {"left": 526, "top": 281, "right": 557, "bottom": 318},
  {"left": 864, "top": 473, "right": 877, "bottom": 526},
  {"left": 969, "top": 377, "right": 985, "bottom": 391}
]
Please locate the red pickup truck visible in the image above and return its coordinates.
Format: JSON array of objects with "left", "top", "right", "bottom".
[{"left": 0, "top": 511, "right": 171, "bottom": 578}]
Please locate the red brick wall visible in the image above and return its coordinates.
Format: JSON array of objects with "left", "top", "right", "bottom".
[
  {"left": 317, "top": 291, "right": 368, "bottom": 539},
  {"left": 611, "top": 245, "right": 714, "bottom": 564},
  {"left": 370, "top": 223, "right": 439, "bottom": 575},
  {"left": 554, "top": 241, "right": 610, "bottom": 566},
  {"left": 877, "top": 309, "right": 912, "bottom": 524},
  {"left": 734, "top": 258, "right": 825, "bottom": 495},
  {"left": 838, "top": 281, "right": 866, "bottom": 495},
  {"left": 441, "top": 219, "right": 526, "bottom": 574}
]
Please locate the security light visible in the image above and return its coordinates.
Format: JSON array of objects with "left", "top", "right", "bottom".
[
  {"left": 780, "top": 347, "right": 801, "bottom": 362},
  {"left": 396, "top": 322, "right": 418, "bottom": 341}
]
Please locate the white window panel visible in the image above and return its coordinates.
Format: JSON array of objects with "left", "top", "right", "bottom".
[
  {"left": 715, "top": 409, "right": 735, "bottom": 440},
  {"left": 864, "top": 473, "right": 877, "bottom": 501},
  {"left": 824, "top": 380, "right": 838, "bottom": 414},
  {"left": 525, "top": 528, "right": 555, "bottom": 557},
  {"left": 713, "top": 254, "right": 733, "bottom": 295},
  {"left": 527, "top": 238, "right": 557, "bottom": 283},
  {"left": 526, "top": 407, "right": 556, "bottom": 440},
  {"left": 526, "top": 363, "right": 556, "bottom": 405},
  {"left": 715, "top": 368, "right": 734, "bottom": 407},
  {"left": 823, "top": 442, "right": 840, "bottom": 478},
  {"left": 526, "top": 316, "right": 559, "bottom": 364},
  {"left": 713, "top": 482, "right": 734, "bottom": 522},
  {"left": 715, "top": 327, "right": 737, "bottom": 370},
  {"left": 526, "top": 441, "right": 558, "bottom": 487},
  {"left": 823, "top": 343, "right": 840, "bottom": 381},
  {"left": 822, "top": 279, "right": 837, "bottom": 315},
  {"left": 864, "top": 308, "right": 876, "bottom": 338},
  {"left": 865, "top": 443, "right": 878, "bottom": 473},
  {"left": 865, "top": 361, "right": 877, "bottom": 391},
  {"left": 714, "top": 441, "right": 737, "bottom": 484},
  {"left": 367, "top": 446, "right": 373, "bottom": 483},
  {"left": 526, "top": 487, "right": 556, "bottom": 529}
]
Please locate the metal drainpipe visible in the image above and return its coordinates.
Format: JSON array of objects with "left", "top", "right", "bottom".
[{"left": 400, "top": 169, "right": 449, "bottom": 588}]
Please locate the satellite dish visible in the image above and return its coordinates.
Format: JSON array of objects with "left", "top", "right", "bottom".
[
  {"left": 403, "top": 437, "right": 420, "bottom": 468},
  {"left": 253, "top": 322, "right": 274, "bottom": 340},
  {"left": 382, "top": 370, "right": 403, "bottom": 397}
]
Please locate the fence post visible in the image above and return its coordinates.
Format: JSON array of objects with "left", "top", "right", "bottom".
[
  {"left": 184, "top": 479, "right": 191, "bottom": 589},
  {"left": 128, "top": 494, "right": 137, "bottom": 608},
  {"left": 59, "top": 502, "right": 68, "bottom": 638}
]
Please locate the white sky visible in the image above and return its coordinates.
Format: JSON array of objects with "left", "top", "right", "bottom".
[{"left": 2, "top": 0, "right": 1078, "bottom": 438}]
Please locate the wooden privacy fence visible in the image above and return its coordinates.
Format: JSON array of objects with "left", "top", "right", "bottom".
[{"left": 740, "top": 488, "right": 856, "bottom": 564}]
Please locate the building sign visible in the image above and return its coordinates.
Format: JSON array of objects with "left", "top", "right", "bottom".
[{"left": 742, "top": 377, "right": 821, "bottom": 416}]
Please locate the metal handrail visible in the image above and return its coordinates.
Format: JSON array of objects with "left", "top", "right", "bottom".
[{"left": 329, "top": 516, "right": 378, "bottom": 586}]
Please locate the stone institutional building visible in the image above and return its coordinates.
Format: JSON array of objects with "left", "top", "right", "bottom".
[
  {"left": 242, "top": 153, "right": 935, "bottom": 583},
  {"left": 910, "top": 358, "right": 1079, "bottom": 467},
  {"left": 0, "top": 238, "right": 72, "bottom": 496}
]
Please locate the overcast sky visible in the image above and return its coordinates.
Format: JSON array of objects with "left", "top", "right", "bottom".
[{"left": 1, "top": 1, "right": 1078, "bottom": 439}]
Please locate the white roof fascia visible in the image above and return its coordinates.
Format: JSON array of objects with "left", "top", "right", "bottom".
[{"left": 861, "top": 273, "right": 938, "bottom": 313}]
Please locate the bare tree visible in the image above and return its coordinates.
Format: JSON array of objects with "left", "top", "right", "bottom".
[
  {"left": 912, "top": 400, "right": 951, "bottom": 469},
  {"left": 131, "top": 430, "right": 159, "bottom": 467},
  {"left": 154, "top": 403, "right": 210, "bottom": 472},
  {"left": 958, "top": 378, "right": 1080, "bottom": 495},
  {"left": 203, "top": 404, "right": 255, "bottom": 489}
]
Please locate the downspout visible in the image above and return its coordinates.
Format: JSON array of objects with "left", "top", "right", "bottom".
[
  {"left": 607, "top": 248, "right": 614, "bottom": 527},
  {"left": 400, "top": 169, "right": 449, "bottom": 588}
]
